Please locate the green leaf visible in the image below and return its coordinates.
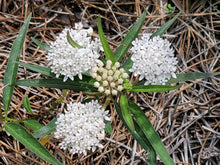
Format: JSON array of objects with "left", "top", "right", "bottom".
[
  {"left": 23, "top": 96, "right": 33, "bottom": 114},
  {"left": 23, "top": 119, "right": 43, "bottom": 131},
  {"left": 5, "top": 122, "right": 63, "bottom": 165},
  {"left": 3, "top": 13, "right": 32, "bottom": 117},
  {"left": 33, "top": 118, "right": 57, "bottom": 138},
  {"left": 31, "top": 37, "right": 51, "bottom": 51},
  {"left": 114, "top": 10, "right": 146, "bottom": 62},
  {"left": 167, "top": 72, "right": 220, "bottom": 85},
  {"left": 128, "top": 100, "right": 175, "bottom": 165},
  {"left": 165, "top": 8, "right": 170, "bottom": 14},
  {"left": 104, "top": 120, "right": 112, "bottom": 134},
  {"left": 150, "top": 12, "right": 180, "bottom": 39},
  {"left": 98, "top": 16, "right": 115, "bottom": 63},
  {"left": 120, "top": 94, "right": 135, "bottom": 131},
  {"left": 121, "top": 55, "right": 133, "bottom": 73},
  {"left": 18, "top": 61, "right": 92, "bottom": 78},
  {"left": 18, "top": 62, "right": 56, "bottom": 77},
  {"left": 165, "top": 4, "right": 174, "bottom": 14},
  {"left": 15, "top": 78, "right": 97, "bottom": 92},
  {"left": 127, "top": 85, "right": 180, "bottom": 92},
  {"left": 114, "top": 102, "right": 157, "bottom": 165},
  {"left": 67, "top": 30, "right": 83, "bottom": 48}
]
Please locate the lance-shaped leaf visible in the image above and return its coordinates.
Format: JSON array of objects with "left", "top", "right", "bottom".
[
  {"left": 3, "top": 13, "right": 32, "bottom": 117},
  {"left": 33, "top": 118, "right": 57, "bottom": 138},
  {"left": 18, "top": 62, "right": 92, "bottom": 78},
  {"left": 128, "top": 100, "right": 175, "bottom": 165},
  {"left": 23, "top": 119, "right": 43, "bottom": 131},
  {"left": 167, "top": 72, "right": 220, "bottom": 85},
  {"left": 5, "top": 122, "right": 63, "bottom": 165},
  {"left": 121, "top": 56, "right": 133, "bottom": 73},
  {"left": 150, "top": 12, "right": 180, "bottom": 39},
  {"left": 98, "top": 16, "right": 115, "bottom": 63},
  {"left": 114, "top": 102, "right": 157, "bottom": 165},
  {"left": 15, "top": 78, "right": 97, "bottom": 92},
  {"left": 120, "top": 94, "right": 135, "bottom": 131},
  {"left": 114, "top": 10, "right": 146, "bottom": 62},
  {"left": 31, "top": 37, "right": 51, "bottom": 51},
  {"left": 18, "top": 62, "right": 56, "bottom": 77},
  {"left": 67, "top": 30, "right": 83, "bottom": 48},
  {"left": 127, "top": 84, "right": 180, "bottom": 92},
  {"left": 23, "top": 96, "right": 33, "bottom": 114}
]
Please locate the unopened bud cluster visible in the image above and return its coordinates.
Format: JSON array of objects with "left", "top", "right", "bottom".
[{"left": 91, "top": 60, "right": 129, "bottom": 95}]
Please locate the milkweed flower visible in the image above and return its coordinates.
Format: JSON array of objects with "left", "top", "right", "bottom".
[
  {"left": 47, "top": 23, "right": 103, "bottom": 81},
  {"left": 91, "top": 60, "right": 129, "bottom": 96},
  {"left": 54, "top": 100, "right": 110, "bottom": 155},
  {"left": 129, "top": 34, "right": 178, "bottom": 85}
]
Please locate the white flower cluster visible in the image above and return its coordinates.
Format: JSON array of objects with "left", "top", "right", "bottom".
[
  {"left": 54, "top": 100, "right": 110, "bottom": 155},
  {"left": 129, "top": 34, "right": 178, "bottom": 85},
  {"left": 91, "top": 60, "right": 129, "bottom": 95},
  {"left": 47, "top": 23, "right": 103, "bottom": 82}
]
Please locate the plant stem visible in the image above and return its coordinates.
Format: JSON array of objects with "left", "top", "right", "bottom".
[
  {"left": 50, "top": 89, "right": 67, "bottom": 111},
  {"left": 83, "top": 91, "right": 103, "bottom": 96},
  {"left": 103, "top": 96, "right": 112, "bottom": 110},
  {"left": 132, "top": 76, "right": 140, "bottom": 86}
]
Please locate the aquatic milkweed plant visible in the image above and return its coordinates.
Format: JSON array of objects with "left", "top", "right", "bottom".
[{"left": 2, "top": 11, "right": 220, "bottom": 165}]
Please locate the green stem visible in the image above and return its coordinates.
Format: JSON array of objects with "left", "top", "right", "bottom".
[
  {"left": 132, "top": 76, "right": 140, "bottom": 86},
  {"left": 103, "top": 96, "right": 112, "bottom": 110},
  {"left": 6, "top": 118, "right": 21, "bottom": 122},
  {"left": 83, "top": 91, "right": 103, "bottom": 96},
  {"left": 49, "top": 89, "right": 67, "bottom": 111}
]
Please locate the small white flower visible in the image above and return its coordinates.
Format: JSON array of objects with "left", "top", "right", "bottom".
[
  {"left": 91, "top": 72, "right": 97, "bottom": 79},
  {"left": 114, "top": 70, "right": 120, "bottom": 76},
  {"left": 117, "top": 85, "right": 123, "bottom": 91},
  {"left": 98, "top": 86, "right": 104, "bottom": 92},
  {"left": 113, "top": 74, "right": 119, "bottom": 80},
  {"left": 112, "top": 89, "right": 118, "bottom": 95},
  {"left": 105, "top": 89, "right": 111, "bottom": 95},
  {"left": 103, "top": 80, "right": 108, "bottom": 86},
  {"left": 75, "top": 22, "right": 83, "bottom": 30},
  {"left": 102, "top": 73, "right": 108, "bottom": 79},
  {"left": 118, "top": 78, "right": 123, "bottom": 84},
  {"left": 129, "top": 34, "right": 178, "bottom": 85},
  {"left": 107, "top": 60, "right": 112, "bottom": 66},
  {"left": 114, "top": 62, "right": 120, "bottom": 68},
  {"left": 47, "top": 23, "right": 103, "bottom": 81},
  {"left": 54, "top": 100, "right": 110, "bottom": 155},
  {"left": 122, "top": 73, "right": 129, "bottom": 79},
  {"left": 94, "top": 82, "right": 100, "bottom": 88},
  {"left": 96, "top": 75, "right": 102, "bottom": 81},
  {"left": 110, "top": 82, "right": 115, "bottom": 88},
  {"left": 107, "top": 76, "right": 113, "bottom": 81},
  {"left": 108, "top": 70, "right": 114, "bottom": 76}
]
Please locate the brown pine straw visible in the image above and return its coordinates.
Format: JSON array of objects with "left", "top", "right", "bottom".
[{"left": 0, "top": 0, "right": 219, "bottom": 164}]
